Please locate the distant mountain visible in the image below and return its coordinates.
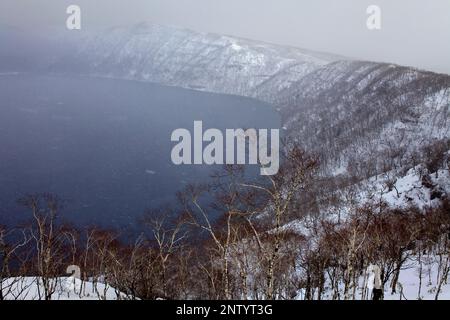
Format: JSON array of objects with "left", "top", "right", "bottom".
[{"left": 49, "top": 23, "right": 341, "bottom": 105}]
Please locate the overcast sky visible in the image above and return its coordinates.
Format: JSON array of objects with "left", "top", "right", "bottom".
[{"left": 1, "top": 0, "right": 450, "bottom": 74}]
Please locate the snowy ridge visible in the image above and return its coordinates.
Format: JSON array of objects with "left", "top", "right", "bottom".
[
  {"left": 51, "top": 23, "right": 339, "bottom": 104},
  {"left": 278, "top": 61, "right": 450, "bottom": 175}
]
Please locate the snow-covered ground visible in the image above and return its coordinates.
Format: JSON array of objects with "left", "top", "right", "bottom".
[
  {"left": 284, "top": 166, "right": 450, "bottom": 234},
  {"left": 383, "top": 257, "right": 450, "bottom": 300},
  {"left": 308, "top": 255, "right": 450, "bottom": 300},
  {"left": 1, "top": 277, "right": 127, "bottom": 300},
  {"left": 282, "top": 165, "right": 450, "bottom": 300},
  {"left": 361, "top": 167, "right": 450, "bottom": 211}
]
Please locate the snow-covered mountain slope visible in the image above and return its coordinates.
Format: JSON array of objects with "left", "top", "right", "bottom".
[
  {"left": 295, "top": 254, "right": 450, "bottom": 300},
  {"left": 365, "top": 167, "right": 450, "bottom": 211},
  {"left": 285, "top": 164, "right": 450, "bottom": 233},
  {"left": 50, "top": 23, "right": 340, "bottom": 104},
  {"left": 277, "top": 61, "right": 450, "bottom": 175},
  {"left": 282, "top": 166, "right": 450, "bottom": 300}
]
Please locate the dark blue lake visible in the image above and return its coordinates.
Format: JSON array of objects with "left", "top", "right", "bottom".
[{"left": 0, "top": 74, "right": 280, "bottom": 228}]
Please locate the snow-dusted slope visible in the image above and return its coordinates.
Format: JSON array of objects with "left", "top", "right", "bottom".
[
  {"left": 2, "top": 277, "right": 127, "bottom": 300},
  {"left": 51, "top": 23, "right": 339, "bottom": 104},
  {"left": 278, "top": 61, "right": 450, "bottom": 175},
  {"left": 298, "top": 256, "right": 450, "bottom": 300}
]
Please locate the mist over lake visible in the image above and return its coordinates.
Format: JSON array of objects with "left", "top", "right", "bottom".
[{"left": 0, "top": 74, "right": 280, "bottom": 228}]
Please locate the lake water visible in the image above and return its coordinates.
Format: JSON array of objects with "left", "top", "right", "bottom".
[{"left": 0, "top": 74, "right": 280, "bottom": 228}]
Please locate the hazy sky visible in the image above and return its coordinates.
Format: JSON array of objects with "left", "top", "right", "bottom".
[{"left": 1, "top": 0, "right": 450, "bottom": 74}]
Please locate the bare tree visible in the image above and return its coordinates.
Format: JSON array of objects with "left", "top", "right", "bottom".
[
  {"left": 19, "top": 193, "right": 68, "bottom": 300},
  {"left": 143, "top": 209, "right": 187, "bottom": 298},
  {"left": 238, "top": 146, "right": 318, "bottom": 299},
  {"left": 0, "top": 225, "right": 30, "bottom": 300}
]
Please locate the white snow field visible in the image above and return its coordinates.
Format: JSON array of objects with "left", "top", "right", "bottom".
[
  {"left": 1, "top": 277, "right": 128, "bottom": 300},
  {"left": 295, "top": 256, "right": 450, "bottom": 301}
]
